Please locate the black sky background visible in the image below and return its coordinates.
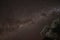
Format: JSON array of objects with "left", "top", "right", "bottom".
[{"left": 0, "top": 0, "right": 60, "bottom": 40}]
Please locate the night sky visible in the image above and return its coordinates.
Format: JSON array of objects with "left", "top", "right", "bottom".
[{"left": 0, "top": 0, "right": 60, "bottom": 40}]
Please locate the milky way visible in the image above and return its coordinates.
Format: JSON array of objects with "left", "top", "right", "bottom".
[{"left": 0, "top": 0, "right": 60, "bottom": 40}]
